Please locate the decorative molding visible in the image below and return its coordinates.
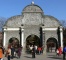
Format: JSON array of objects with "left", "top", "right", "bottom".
[
  {"left": 42, "top": 28, "right": 58, "bottom": 31},
  {"left": 4, "top": 28, "right": 24, "bottom": 31},
  {"left": 3, "top": 27, "right": 59, "bottom": 31}
]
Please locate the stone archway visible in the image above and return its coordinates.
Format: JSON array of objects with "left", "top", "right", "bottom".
[
  {"left": 46, "top": 37, "right": 58, "bottom": 52},
  {"left": 26, "top": 34, "right": 40, "bottom": 53},
  {"left": 8, "top": 37, "right": 19, "bottom": 47}
]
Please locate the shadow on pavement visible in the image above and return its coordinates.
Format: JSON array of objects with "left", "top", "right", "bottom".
[
  {"left": 47, "top": 56, "right": 62, "bottom": 59},
  {"left": 47, "top": 53, "right": 63, "bottom": 60},
  {"left": 48, "top": 54, "right": 56, "bottom": 56},
  {"left": 24, "top": 56, "right": 32, "bottom": 58}
]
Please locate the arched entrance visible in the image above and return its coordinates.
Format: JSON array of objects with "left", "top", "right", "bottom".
[
  {"left": 26, "top": 34, "right": 40, "bottom": 53},
  {"left": 8, "top": 37, "right": 19, "bottom": 47},
  {"left": 46, "top": 37, "right": 58, "bottom": 52}
]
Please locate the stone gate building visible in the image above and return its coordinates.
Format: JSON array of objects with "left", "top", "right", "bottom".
[{"left": 3, "top": 2, "right": 63, "bottom": 53}]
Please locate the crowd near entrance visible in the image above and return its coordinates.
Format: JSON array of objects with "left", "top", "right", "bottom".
[
  {"left": 26, "top": 35, "right": 42, "bottom": 54},
  {"left": 4, "top": 37, "right": 23, "bottom": 59},
  {"left": 46, "top": 37, "right": 58, "bottom": 52}
]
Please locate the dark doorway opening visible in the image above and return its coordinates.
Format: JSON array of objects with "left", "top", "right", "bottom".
[
  {"left": 26, "top": 34, "right": 40, "bottom": 53},
  {"left": 46, "top": 37, "right": 58, "bottom": 52},
  {"left": 8, "top": 37, "right": 19, "bottom": 47}
]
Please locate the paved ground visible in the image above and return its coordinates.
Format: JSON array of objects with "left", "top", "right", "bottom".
[{"left": 3, "top": 52, "right": 64, "bottom": 60}]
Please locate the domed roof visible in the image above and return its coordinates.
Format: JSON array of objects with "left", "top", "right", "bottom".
[
  {"left": 22, "top": 2, "right": 43, "bottom": 13},
  {"left": 43, "top": 15, "right": 61, "bottom": 27}
]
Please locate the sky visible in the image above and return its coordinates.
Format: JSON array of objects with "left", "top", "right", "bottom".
[{"left": 0, "top": 0, "right": 66, "bottom": 21}]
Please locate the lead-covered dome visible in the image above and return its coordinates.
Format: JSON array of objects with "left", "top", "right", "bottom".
[{"left": 22, "top": 2, "right": 43, "bottom": 13}]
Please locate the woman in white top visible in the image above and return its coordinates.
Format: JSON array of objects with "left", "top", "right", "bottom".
[{"left": 6, "top": 47, "right": 11, "bottom": 60}]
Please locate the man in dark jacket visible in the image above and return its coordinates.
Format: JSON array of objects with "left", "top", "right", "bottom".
[
  {"left": 11, "top": 46, "right": 15, "bottom": 59},
  {"left": 63, "top": 46, "right": 66, "bottom": 60}
]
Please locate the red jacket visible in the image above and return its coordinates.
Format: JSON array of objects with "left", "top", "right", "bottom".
[
  {"left": 38, "top": 47, "right": 42, "bottom": 51},
  {"left": 58, "top": 47, "right": 62, "bottom": 55}
]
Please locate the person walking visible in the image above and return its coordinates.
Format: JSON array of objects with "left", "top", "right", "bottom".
[
  {"left": 30, "top": 45, "right": 33, "bottom": 54},
  {"left": 0, "top": 46, "right": 4, "bottom": 60},
  {"left": 56, "top": 49, "right": 59, "bottom": 56},
  {"left": 11, "top": 46, "right": 15, "bottom": 59},
  {"left": 37, "top": 47, "right": 42, "bottom": 55},
  {"left": 6, "top": 46, "right": 11, "bottom": 60},
  {"left": 63, "top": 46, "right": 66, "bottom": 60},
  {"left": 17, "top": 46, "right": 22, "bottom": 58},
  {"left": 35, "top": 45, "right": 37, "bottom": 54},
  {"left": 58, "top": 46, "right": 62, "bottom": 55},
  {"left": 14, "top": 45, "right": 18, "bottom": 58},
  {"left": 32, "top": 45, "right": 36, "bottom": 58}
]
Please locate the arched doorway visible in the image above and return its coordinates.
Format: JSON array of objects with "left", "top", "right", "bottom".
[
  {"left": 8, "top": 37, "right": 19, "bottom": 47},
  {"left": 26, "top": 34, "right": 40, "bottom": 53},
  {"left": 46, "top": 37, "right": 58, "bottom": 52}
]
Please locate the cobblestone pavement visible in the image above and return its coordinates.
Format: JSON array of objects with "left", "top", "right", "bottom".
[{"left": 3, "top": 52, "right": 63, "bottom": 60}]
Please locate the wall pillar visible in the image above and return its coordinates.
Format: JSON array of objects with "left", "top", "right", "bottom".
[
  {"left": 3, "top": 30, "right": 6, "bottom": 47},
  {"left": 42, "top": 31, "right": 46, "bottom": 55},
  {"left": 60, "top": 26, "right": 63, "bottom": 50},
  {"left": 21, "top": 29, "right": 24, "bottom": 46},
  {"left": 42, "top": 26, "right": 46, "bottom": 55},
  {"left": 21, "top": 28, "right": 25, "bottom": 54}
]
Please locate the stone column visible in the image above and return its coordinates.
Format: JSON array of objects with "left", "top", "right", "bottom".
[
  {"left": 3, "top": 30, "right": 6, "bottom": 47},
  {"left": 43, "top": 31, "right": 46, "bottom": 55},
  {"left": 60, "top": 26, "right": 63, "bottom": 50},
  {"left": 21, "top": 29, "right": 24, "bottom": 46},
  {"left": 21, "top": 28, "right": 25, "bottom": 54}
]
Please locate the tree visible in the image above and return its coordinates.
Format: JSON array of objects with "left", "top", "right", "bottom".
[
  {"left": 0, "top": 17, "right": 7, "bottom": 31},
  {"left": 60, "top": 20, "right": 66, "bottom": 28}
]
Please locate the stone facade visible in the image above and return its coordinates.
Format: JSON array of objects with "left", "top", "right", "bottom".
[{"left": 3, "top": 2, "right": 63, "bottom": 53}]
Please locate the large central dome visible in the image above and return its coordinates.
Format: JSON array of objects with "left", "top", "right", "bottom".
[{"left": 22, "top": 2, "right": 43, "bottom": 13}]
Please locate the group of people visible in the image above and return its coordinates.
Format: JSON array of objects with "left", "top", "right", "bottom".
[
  {"left": 28, "top": 45, "right": 43, "bottom": 58},
  {"left": 29, "top": 45, "right": 43, "bottom": 55},
  {"left": 0, "top": 44, "right": 66, "bottom": 60},
  {"left": 5, "top": 45, "right": 22, "bottom": 60},
  {"left": 0, "top": 44, "right": 22, "bottom": 60}
]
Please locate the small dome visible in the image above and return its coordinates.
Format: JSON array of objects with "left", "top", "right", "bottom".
[{"left": 22, "top": 3, "right": 43, "bottom": 13}]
